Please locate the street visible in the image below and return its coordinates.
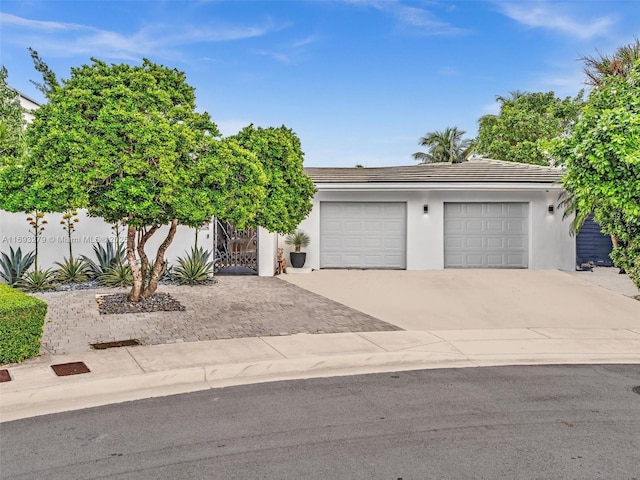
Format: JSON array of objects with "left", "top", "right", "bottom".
[{"left": 2, "top": 364, "right": 640, "bottom": 479}]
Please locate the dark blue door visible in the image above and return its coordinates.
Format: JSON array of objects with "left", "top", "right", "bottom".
[{"left": 576, "top": 215, "right": 613, "bottom": 266}]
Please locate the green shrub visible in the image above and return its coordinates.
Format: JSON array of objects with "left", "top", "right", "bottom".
[
  {"left": 0, "top": 284, "right": 47, "bottom": 364},
  {"left": 611, "top": 245, "right": 640, "bottom": 290},
  {"left": 15, "top": 268, "right": 57, "bottom": 292}
]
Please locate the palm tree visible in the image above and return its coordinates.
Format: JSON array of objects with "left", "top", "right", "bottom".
[
  {"left": 412, "top": 126, "right": 474, "bottom": 164},
  {"left": 495, "top": 90, "right": 528, "bottom": 105},
  {"left": 580, "top": 37, "right": 640, "bottom": 87}
]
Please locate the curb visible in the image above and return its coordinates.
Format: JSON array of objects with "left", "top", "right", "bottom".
[{"left": 3, "top": 350, "right": 640, "bottom": 422}]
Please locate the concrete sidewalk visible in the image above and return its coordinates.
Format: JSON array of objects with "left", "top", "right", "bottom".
[
  {"left": 2, "top": 269, "right": 639, "bottom": 422},
  {"left": 3, "top": 327, "right": 640, "bottom": 422}
]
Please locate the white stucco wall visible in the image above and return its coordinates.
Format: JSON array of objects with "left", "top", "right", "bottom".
[
  {"left": 257, "top": 227, "right": 277, "bottom": 277},
  {"left": 0, "top": 210, "right": 208, "bottom": 271},
  {"left": 280, "top": 185, "right": 576, "bottom": 271},
  {"left": 0, "top": 210, "right": 279, "bottom": 276}
]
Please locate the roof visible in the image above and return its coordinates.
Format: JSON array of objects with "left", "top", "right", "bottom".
[{"left": 305, "top": 158, "right": 563, "bottom": 184}]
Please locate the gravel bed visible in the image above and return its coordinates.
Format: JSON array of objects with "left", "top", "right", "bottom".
[{"left": 97, "top": 292, "right": 186, "bottom": 315}]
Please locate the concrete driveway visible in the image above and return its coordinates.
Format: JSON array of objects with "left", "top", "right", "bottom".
[{"left": 281, "top": 269, "right": 640, "bottom": 331}]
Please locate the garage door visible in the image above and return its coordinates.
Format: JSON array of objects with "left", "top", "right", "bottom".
[
  {"left": 320, "top": 202, "right": 406, "bottom": 269},
  {"left": 444, "top": 202, "right": 529, "bottom": 268}
]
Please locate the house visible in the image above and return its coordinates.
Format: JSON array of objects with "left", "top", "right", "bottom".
[{"left": 273, "top": 159, "right": 576, "bottom": 273}]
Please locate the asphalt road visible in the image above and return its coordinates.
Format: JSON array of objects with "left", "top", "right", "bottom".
[{"left": 2, "top": 364, "right": 640, "bottom": 479}]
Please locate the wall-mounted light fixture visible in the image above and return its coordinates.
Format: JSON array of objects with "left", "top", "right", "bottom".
[
  {"left": 548, "top": 204, "right": 554, "bottom": 214},
  {"left": 423, "top": 204, "right": 429, "bottom": 214}
]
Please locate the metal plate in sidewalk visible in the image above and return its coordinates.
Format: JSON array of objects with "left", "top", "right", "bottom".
[
  {"left": 91, "top": 339, "right": 140, "bottom": 350},
  {"left": 51, "top": 362, "right": 91, "bottom": 376},
  {"left": 0, "top": 369, "right": 11, "bottom": 382}
]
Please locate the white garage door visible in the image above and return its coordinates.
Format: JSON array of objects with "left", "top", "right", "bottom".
[
  {"left": 320, "top": 202, "right": 406, "bottom": 269},
  {"left": 444, "top": 202, "right": 529, "bottom": 268}
]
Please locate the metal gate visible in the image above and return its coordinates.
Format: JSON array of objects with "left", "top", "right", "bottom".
[{"left": 213, "top": 220, "right": 258, "bottom": 275}]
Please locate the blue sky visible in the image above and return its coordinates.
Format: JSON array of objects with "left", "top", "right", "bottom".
[{"left": 1, "top": 1, "right": 639, "bottom": 167}]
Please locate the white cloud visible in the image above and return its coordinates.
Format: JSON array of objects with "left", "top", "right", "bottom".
[
  {"left": 0, "top": 12, "right": 286, "bottom": 60},
  {"left": 0, "top": 12, "right": 96, "bottom": 31},
  {"left": 497, "top": 1, "right": 614, "bottom": 40},
  {"left": 345, "top": 0, "right": 470, "bottom": 36}
]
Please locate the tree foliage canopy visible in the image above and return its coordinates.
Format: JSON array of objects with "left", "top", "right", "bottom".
[
  {"left": 475, "top": 91, "right": 584, "bottom": 165},
  {"left": 231, "top": 124, "right": 315, "bottom": 234},
  {"left": 554, "top": 60, "right": 640, "bottom": 286},
  {"left": 0, "top": 57, "right": 314, "bottom": 298},
  {"left": 0, "top": 67, "right": 27, "bottom": 179}
]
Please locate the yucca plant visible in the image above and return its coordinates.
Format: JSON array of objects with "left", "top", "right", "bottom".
[
  {"left": 0, "top": 246, "right": 35, "bottom": 285},
  {"left": 54, "top": 257, "right": 90, "bottom": 283},
  {"left": 285, "top": 230, "right": 311, "bottom": 252},
  {"left": 15, "top": 268, "right": 57, "bottom": 292},
  {"left": 98, "top": 262, "right": 133, "bottom": 287},
  {"left": 174, "top": 246, "right": 213, "bottom": 285},
  {"left": 82, "top": 241, "right": 126, "bottom": 279}
]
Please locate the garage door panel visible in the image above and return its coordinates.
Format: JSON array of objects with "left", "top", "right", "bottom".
[
  {"left": 467, "top": 204, "right": 484, "bottom": 216},
  {"left": 486, "top": 220, "right": 504, "bottom": 231},
  {"left": 486, "top": 237, "right": 505, "bottom": 248},
  {"left": 321, "top": 202, "right": 406, "bottom": 269},
  {"left": 466, "top": 220, "right": 484, "bottom": 232},
  {"left": 506, "top": 237, "right": 526, "bottom": 248},
  {"left": 506, "top": 219, "right": 527, "bottom": 233},
  {"left": 506, "top": 254, "right": 527, "bottom": 266},
  {"left": 466, "top": 237, "right": 483, "bottom": 249},
  {"left": 506, "top": 204, "right": 527, "bottom": 215},
  {"left": 444, "top": 202, "right": 528, "bottom": 269},
  {"left": 363, "top": 238, "right": 383, "bottom": 249},
  {"left": 445, "top": 220, "right": 464, "bottom": 232}
]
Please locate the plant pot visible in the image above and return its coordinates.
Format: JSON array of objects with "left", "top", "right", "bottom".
[{"left": 289, "top": 252, "right": 306, "bottom": 268}]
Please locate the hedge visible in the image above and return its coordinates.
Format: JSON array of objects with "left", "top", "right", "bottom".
[{"left": 0, "top": 284, "right": 47, "bottom": 364}]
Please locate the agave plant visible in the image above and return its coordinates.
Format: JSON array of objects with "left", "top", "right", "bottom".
[
  {"left": 147, "top": 259, "right": 175, "bottom": 284},
  {"left": 174, "top": 246, "right": 213, "bottom": 285},
  {"left": 81, "top": 241, "right": 126, "bottom": 279},
  {"left": 0, "top": 246, "right": 35, "bottom": 285},
  {"left": 54, "top": 257, "right": 90, "bottom": 283},
  {"left": 15, "top": 268, "right": 57, "bottom": 292},
  {"left": 98, "top": 262, "right": 133, "bottom": 288}
]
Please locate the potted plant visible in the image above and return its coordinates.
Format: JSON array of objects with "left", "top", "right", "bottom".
[{"left": 285, "top": 230, "right": 310, "bottom": 268}]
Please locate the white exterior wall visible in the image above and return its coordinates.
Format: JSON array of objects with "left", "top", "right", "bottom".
[
  {"left": 0, "top": 209, "right": 277, "bottom": 276},
  {"left": 0, "top": 209, "right": 204, "bottom": 270},
  {"left": 280, "top": 185, "right": 575, "bottom": 271},
  {"left": 258, "top": 227, "right": 278, "bottom": 276}
]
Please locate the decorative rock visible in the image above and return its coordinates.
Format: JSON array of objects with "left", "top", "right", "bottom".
[{"left": 96, "top": 293, "right": 186, "bottom": 315}]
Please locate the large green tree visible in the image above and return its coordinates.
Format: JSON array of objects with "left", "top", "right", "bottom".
[
  {"left": 412, "top": 126, "right": 473, "bottom": 164},
  {"left": 231, "top": 125, "right": 315, "bottom": 234},
  {"left": 475, "top": 91, "right": 584, "bottom": 165},
  {"left": 554, "top": 60, "right": 640, "bottom": 287},
  {"left": 0, "top": 67, "right": 27, "bottom": 176},
  {"left": 1, "top": 58, "right": 270, "bottom": 301}
]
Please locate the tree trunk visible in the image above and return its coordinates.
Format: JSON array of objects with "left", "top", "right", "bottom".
[
  {"left": 141, "top": 219, "right": 178, "bottom": 299},
  {"left": 127, "top": 225, "right": 144, "bottom": 302}
]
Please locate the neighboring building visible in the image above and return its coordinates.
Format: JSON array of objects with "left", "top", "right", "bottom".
[
  {"left": 276, "top": 159, "right": 576, "bottom": 272},
  {"left": 15, "top": 89, "right": 40, "bottom": 123}
]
